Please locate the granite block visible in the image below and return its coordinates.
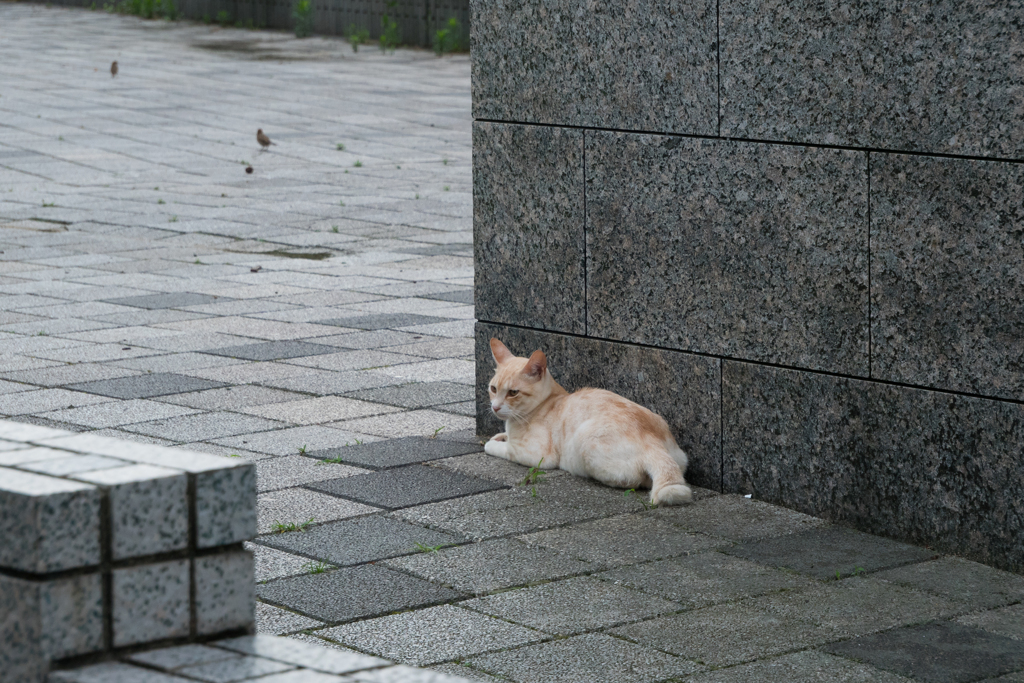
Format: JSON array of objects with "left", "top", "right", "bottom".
[
  {"left": 202, "top": 341, "right": 338, "bottom": 361},
  {"left": 475, "top": 322, "right": 722, "bottom": 489},
  {"left": 75, "top": 464, "right": 189, "bottom": 560},
  {"left": 177, "top": 655, "right": 294, "bottom": 682},
  {"left": 319, "top": 604, "right": 545, "bottom": 665},
  {"left": 195, "top": 462, "right": 256, "bottom": 548},
  {"left": 463, "top": 576, "right": 681, "bottom": 636},
  {"left": 48, "top": 662, "right": 195, "bottom": 682},
  {"left": 213, "top": 634, "right": 389, "bottom": 673},
  {"left": 67, "top": 373, "right": 226, "bottom": 399},
  {"left": 255, "top": 564, "right": 464, "bottom": 623},
  {"left": 113, "top": 559, "right": 191, "bottom": 647},
  {"left": 0, "top": 446, "right": 87, "bottom": 467},
  {"left": 720, "top": 0, "right": 1024, "bottom": 158},
  {"left": 0, "top": 574, "right": 44, "bottom": 683},
  {"left": 586, "top": 132, "right": 869, "bottom": 374},
  {"left": 822, "top": 622, "right": 1024, "bottom": 682},
  {"left": 307, "top": 465, "right": 504, "bottom": 510},
  {"left": 872, "top": 154, "right": 1024, "bottom": 399},
  {"left": 467, "top": 632, "right": 699, "bottom": 683},
  {"left": 0, "top": 468, "right": 101, "bottom": 572},
  {"left": 722, "top": 360, "right": 1024, "bottom": 572},
  {"left": 256, "top": 515, "right": 463, "bottom": 566},
  {"left": 40, "top": 572, "right": 104, "bottom": 660},
  {"left": 194, "top": 550, "right": 256, "bottom": 635},
  {"left": 473, "top": 123, "right": 585, "bottom": 334},
  {"left": 472, "top": 0, "right": 717, "bottom": 135},
  {"left": 19, "top": 454, "right": 128, "bottom": 476},
  {"left": 307, "top": 436, "right": 481, "bottom": 470},
  {"left": 130, "top": 644, "right": 242, "bottom": 671}
]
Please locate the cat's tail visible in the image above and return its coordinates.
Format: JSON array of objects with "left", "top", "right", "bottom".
[{"left": 646, "top": 444, "right": 693, "bottom": 506}]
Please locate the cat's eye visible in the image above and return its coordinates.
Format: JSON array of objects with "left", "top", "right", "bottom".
[
  {"left": 507, "top": 389, "right": 519, "bottom": 397},
  {"left": 489, "top": 385, "right": 496, "bottom": 393}
]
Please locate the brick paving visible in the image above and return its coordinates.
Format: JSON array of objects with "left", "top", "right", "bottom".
[{"left": 3, "top": 5, "right": 1024, "bottom": 682}]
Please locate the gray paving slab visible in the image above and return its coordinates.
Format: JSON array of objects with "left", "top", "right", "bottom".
[
  {"left": 419, "top": 290, "right": 474, "bottom": 305},
  {"left": 215, "top": 426, "right": 379, "bottom": 457},
  {"left": 158, "top": 385, "right": 308, "bottom": 411},
  {"left": 518, "top": 514, "right": 728, "bottom": 567},
  {"left": 724, "top": 526, "right": 937, "bottom": 580},
  {"left": 176, "top": 655, "right": 296, "bottom": 682},
  {"left": 66, "top": 372, "right": 226, "bottom": 399},
  {"left": 343, "top": 382, "right": 473, "bottom": 409},
  {"left": 257, "top": 487, "right": 378, "bottom": 534},
  {"left": 383, "top": 538, "right": 596, "bottom": 595},
  {"left": 427, "top": 452, "right": 550, "bottom": 486},
  {"left": 874, "top": 557, "right": 1024, "bottom": 610},
  {"left": 306, "top": 464, "right": 505, "bottom": 510},
  {"left": 467, "top": 633, "right": 701, "bottom": 683},
  {"left": 255, "top": 602, "right": 325, "bottom": 635},
  {"left": 256, "top": 515, "right": 463, "bottom": 566},
  {"left": 214, "top": 634, "right": 389, "bottom": 674},
  {"left": 427, "top": 664, "right": 504, "bottom": 683},
  {"left": 319, "top": 604, "right": 546, "bottom": 666},
  {"left": 39, "top": 400, "right": 198, "bottom": 429},
  {"left": 256, "top": 564, "right": 465, "bottom": 623},
  {"left": 463, "top": 576, "right": 681, "bottom": 636},
  {"left": 822, "top": 622, "right": 1024, "bottom": 683},
  {"left": 653, "top": 494, "right": 831, "bottom": 541},
  {"left": 202, "top": 341, "right": 340, "bottom": 361},
  {"left": 247, "top": 542, "right": 330, "bottom": 584},
  {"left": 257, "top": 455, "right": 368, "bottom": 493},
  {"left": 318, "top": 313, "right": 455, "bottom": 330},
  {"left": 264, "top": 369, "right": 400, "bottom": 396},
  {"left": 0, "top": 387, "right": 113, "bottom": 415},
  {"left": 129, "top": 645, "right": 242, "bottom": 672},
  {"left": 333, "top": 409, "right": 475, "bottom": 439},
  {"left": 240, "top": 395, "right": 400, "bottom": 425},
  {"left": 958, "top": 603, "right": 1024, "bottom": 642},
  {"left": 48, "top": 662, "right": 192, "bottom": 682},
  {"left": 681, "top": 650, "right": 914, "bottom": 682},
  {"left": 307, "top": 436, "right": 482, "bottom": 470},
  {"left": 104, "top": 292, "right": 229, "bottom": 309},
  {"left": 122, "top": 411, "right": 285, "bottom": 442},
  {"left": 594, "top": 552, "right": 816, "bottom": 609}
]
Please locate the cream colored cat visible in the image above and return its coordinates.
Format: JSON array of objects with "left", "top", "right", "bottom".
[{"left": 484, "top": 338, "right": 693, "bottom": 506}]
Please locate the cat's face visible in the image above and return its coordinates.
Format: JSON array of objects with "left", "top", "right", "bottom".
[{"left": 488, "top": 338, "right": 550, "bottom": 421}]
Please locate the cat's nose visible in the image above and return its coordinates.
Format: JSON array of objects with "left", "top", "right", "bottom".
[{"left": 491, "top": 403, "right": 500, "bottom": 413}]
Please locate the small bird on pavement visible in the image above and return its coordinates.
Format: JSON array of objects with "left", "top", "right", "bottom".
[
  {"left": 111, "top": 61, "right": 118, "bottom": 77},
  {"left": 257, "top": 129, "right": 275, "bottom": 150}
]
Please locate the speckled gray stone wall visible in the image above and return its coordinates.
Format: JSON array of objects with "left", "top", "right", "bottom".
[{"left": 472, "top": 0, "right": 1024, "bottom": 571}]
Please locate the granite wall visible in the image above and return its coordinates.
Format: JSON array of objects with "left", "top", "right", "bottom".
[{"left": 472, "top": 0, "right": 1024, "bottom": 572}]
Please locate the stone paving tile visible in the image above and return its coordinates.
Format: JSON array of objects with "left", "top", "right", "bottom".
[
  {"left": 822, "top": 622, "right": 1024, "bottom": 683},
  {"left": 307, "top": 465, "right": 505, "bottom": 510},
  {"left": 214, "top": 425, "right": 379, "bottom": 457},
  {"left": 216, "top": 634, "right": 390, "bottom": 674},
  {"left": 874, "top": 557, "right": 1024, "bottom": 610},
  {"left": 386, "top": 339, "right": 475, "bottom": 360},
  {"left": 202, "top": 341, "right": 340, "bottom": 361},
  {"left": 48, "top": 662, "right": 192, "bottom": 682},
  {"left": 467, "top": 633, "right": 701, "bottom": 683},
  {"left": 333, "top": 409, "right": 475, "bottom": 439},
  {"left": 185, "top": 361, "right": 312, "bottom": 385},
  {"left": 318, "top": 329, "right": 433, "bottom": 350},
  {"left": 257, "top": 487, "right": 379, "bottom": 534},
  {"left": 256, "top": 564, "right": 465, "bottom": 623},
  {"left": 595, "top": 552, "right": 816, "bottom": 609},
  {"left": 121, "top": 411, "right": 285, "bottom": 441},
  {"left": 519, "top": 514, "right": 729, "bottom": 567},
  {"left": 958, "top": 603, "right": 1024, "bottom": 642},
  {"left": 66, "top": 372, "right": 226, "bottom": 399},
  {"left": 265, "top": 369, "right": 400, "bottom": 396},
  {"left": 376, "top": 359, "right": 475, "bottom": 384},
  {"left": 319, "top": 604, "right": 547, "bottom": 666},
  {"left": 104, "top": 292, "right": 227, "bottom": 309},
  {"left": 428, "top": 664, "right": 504, "bottom": 683},
  {"left": 306, "top": 436, "right": 481, "bottom": 470},
  {"left": 129, "top": 645, "right": 241, "bottom": 672},
  {"left": 239, "top": 395, "right": 401, "bottom": 425},
  {"left": 285, "top": 349, "right": 423, "bottom": 373},
  {"left": 463, "top": 576, "right": 681, "bottom": 636},
  {"left": 256, "top": 602, "right": 325, "bottom": 635},
  {"left": 36, "top": 399, "right": 198, "bottom": 429},
  {"left": 1, "top": 363, "right": 140, "bottom": 388},
  {"left": 106, "top": 352, "right": 248, "bottom": 374},
  {"left": 428, "top": 452, "right": 551, "bottom": 487},
  {"left": 383, "top": 538, "right": 596, "bottom": 595},
  {"left": 0, "top": 387, "right": 113, "bottom": 415},
  {"left": 176, "top": 655, "right": 296, "bottom": 682},
  {"left": 611, "top": 601, "right": 835, "bottom": 668},
  {"left": 420, "top": 290, "right": 474, "bottom": 305},
  {"left": 653, "top": 494, "right": 832, "bottom": 541},
  {"left": 681, "top": 650, "right": 914, "bottom": 682},
  {"left": 435, "top": 401, "right": 475, "bottom": 417},
  {"left": 344, "top": 382, "right": 473, "bottom": 409},
  {"left": 317, "top": 313, "right": 455, "bottom": 330},
  {"left": 724, "top": 526, "right": 937, "bottom": 580},
  {"left": 256, "top": 515, "right": 463, "bottom": 566},
  {"left": 246, "top": 542, "right": 328, "bottom": 584},
  {"left": 159, "top": 385, "right": 309, "bottom": 411},
  {"left": 257, "top": 455, "right": 368, "bottom": 493}
]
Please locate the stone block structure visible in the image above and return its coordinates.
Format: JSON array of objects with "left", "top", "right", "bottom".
[
  {"left": 0, "top": 421, "right": 256, "bottom": 683},
  {"left": 472, "top": 1, "right": 1024, "bottom": 572}
]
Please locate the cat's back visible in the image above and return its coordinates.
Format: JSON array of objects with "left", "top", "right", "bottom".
[{"left": 556, "top": 387, "right": 672, "bottom": 440}]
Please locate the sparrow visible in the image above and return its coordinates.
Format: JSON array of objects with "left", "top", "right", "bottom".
[
  {"left": 111, "top": 61, "right": 118, "bottom": 77},
  {"left": 257, "top": 129, "right": 275, "bottom": 149}
]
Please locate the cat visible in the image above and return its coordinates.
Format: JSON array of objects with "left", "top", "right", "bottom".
[{"left": 484, "top": 338, "right": 693, "bottom": 506}]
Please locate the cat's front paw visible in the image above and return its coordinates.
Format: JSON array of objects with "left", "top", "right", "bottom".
[{"left": 485, "top": 435, "right": 509, "bottom": 459}]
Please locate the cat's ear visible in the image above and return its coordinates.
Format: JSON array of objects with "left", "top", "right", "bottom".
[
  {"left": 524, "top": 350, "right": 547, "bottom": 379},
  {"left": 490, "top": 338, "right": 514, "bottom": 365}
]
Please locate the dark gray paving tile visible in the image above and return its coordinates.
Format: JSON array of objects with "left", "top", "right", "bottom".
[
  {"left": 67, "top": 373, "right": 226, "bottom": 399},
  {"left": 467, "top": 633, "right": 700, "bottom": 683},
  {"left": 306, "top": 465, "right": 505, "bottom": 510},
  {"left": 419, "top": 290, "right": 473, "bottom": 305},
  {"left": 720, "top": 0, "right": 1024, "bottom": 158},
  {"left": 463, "top": 576, "right": 681, "bottom": 636},
  {"left": 596, "top": 552, "right": 815, "bottom": 609},
  {"left": 823, "top": 622, "right": 1024, "bottom": 683},
  {"left": 872, "top": 154, "right": 1024, "bottom": 400},
  {"left": 683, "top": 650, "right": 913, "bottom": 683},
  {"left": 255, "top": 515, "right": 463, "bottom": 566},
  {"left": 586, "top": 131, "right": 868, "bottom": 375},
  {"left": 958, "top": 604, "right": 1024, "bottom": 643},
  {"left": 202, "top": 341, "right": 338, "bottom": 361},
  {"left": 307, "top": 437, "right": 481, "bottom": 470},
  {"left": 104, "top": 292, "right": 229, "bottom": 309},
  {"left": 255, "top": 564, "right": 464, "bottom": 624},
  {"left": 874, "top": 557, "right": 1024, "bottom": 611},
  {"left": 652, "top": 494, "right": 829, "bottom": 541},
  {"left": 475, "top": 322, "right": 722, "bottom": 489},
  {"left": 473, "top": 123, "right": 585, "bottom": 334},
  {"left": 382, "top": 538, "right": 595, "bottom": 594},
  {"left": 724, "top": 526, "right": 935, "bottom": 580},
  {"left": 344, "top": 382, "right": 473, "bottom": 410},
  {"left": 317, "top": 314, "right": 454, "bottom": 331}
]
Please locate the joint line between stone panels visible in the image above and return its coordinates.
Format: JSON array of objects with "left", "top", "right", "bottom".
[
  {"left": 716, "top": 0, "right": 721, "bottom": 138},
  {"left": 475, "top": 319, "right": 1024, "bottom": 407},
  {"left": 719, "top": 360, "right": 724, "bottom": 493},
  {"left": 583, "top": 129, "right": 588, "bottom": 337},
  {"left": 867, "top": 151, "right": 872, "bottom": 378}
]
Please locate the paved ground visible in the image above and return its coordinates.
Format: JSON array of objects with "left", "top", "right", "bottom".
[{"left": 4, "top": 5, "right": 1024, "bottom": 683}]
